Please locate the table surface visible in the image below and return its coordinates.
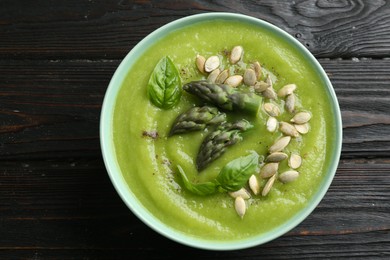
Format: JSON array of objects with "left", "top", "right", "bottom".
[{"left": 1, "top": 1, "right": 389, "bottom": 259}]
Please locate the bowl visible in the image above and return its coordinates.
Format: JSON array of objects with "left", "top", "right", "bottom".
[{"left": 100, "top": 12, "right": 342, "bottom": 250}]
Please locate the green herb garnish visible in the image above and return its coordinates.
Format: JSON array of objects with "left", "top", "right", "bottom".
[
  {"left": 147, "top": 56, "right": 182, "bottom": 109},
  {"left": 178, "top": 151, "right": 259, "bottom": 196}
]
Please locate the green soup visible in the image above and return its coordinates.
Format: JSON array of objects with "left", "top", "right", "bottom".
[{"left": 113, "top": 19, "right": 336, "bottom": 241}]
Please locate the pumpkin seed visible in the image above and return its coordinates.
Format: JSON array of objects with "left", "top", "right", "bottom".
[
  {"left": 243, "top": 68, "right": 257, "bottom": 86},
  {"left": 263, "top": 103, "right": 280, "bottom": 117},
  {"left": 252, "top": 61, "right": 262, "bottom": 80},
  {"left": 234, "top": 196, "right": 246, "bottom": 219},
  {"left": 215, "top": 69, "right": 229, "bottom": 84},
  {"left": 225, "top": 75, "right": 243, "bottom": 87},
  {"left": 230, "top": 46, "right": 243, "bottom": 64},
  {"left": 291, "top": 111, "right": 312, "bottom": 124},
  {"left": 262, "top": 174, "right": 276, "bottom": 196},
  {"left": 266, "top": 75, "right": 273, "bottom": 88},
  {"left": 261, "top": 75, "right": 277, "bottom": 99},
  {"left": 207, "top": 68, "right": 220, "bottom": 83},
  {"left": 266, "top": 116, "right": 278, "bottom": 132},
  {"left": 279, "top": 170, "right": 299, "bottom": 183},
  {"left": 254, "top": 81, "right": 269, "bottom": 93},
  {"left": 266, "top": 152, "right": 288, "bottom": 162},
  {"left": 204, "top": 55, "right": 220, "bottom": 72},
  {"left": 260, "top": 162, "right": 279, "bottom": 178},
  {"left": 294, "top": 122, "right": 310, "bottom": 134},
  {"left": 262, "top": 86, "right": 277, "bottom": 100},
  {"left": 229, "top": 187, "right": 251, "bottom": 199},
  {"left": 278, "top": 84, "right": 297, "bottom": 97},
  {"left": 249, "top": 175, "right": 260, "bottom": 195},
  {"left": 285, "top": 93, "right": 295, "bottom": 113},
  {"left": 269, "top": 136, "right": 291, "bottom": 153},
  {"left": 289, "top": 153, "right": 302, "bottom": 169},
  {"left": 195, "top": 54, "right": 206, "bottom": 74},
  {"left": 279, "top": 122, "right": 299, "bottom": 137}
]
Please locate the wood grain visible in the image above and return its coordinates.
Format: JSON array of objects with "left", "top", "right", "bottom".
[
  {"left": 0, "top": 0, "right": 389, "bottom": 59},
  {"left": 0, "top": 59, "right": 113, "bottom": 159},
  {"left": 319, "top": 59, "right": 390, "bottom": 158},
  {"left": 1, "top": 1, "right": 389, "bottom": 258}
]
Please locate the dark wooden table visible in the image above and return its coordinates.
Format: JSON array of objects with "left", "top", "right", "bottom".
[{"left": 1, "top": 1, "right": 389, "bottom": 259}]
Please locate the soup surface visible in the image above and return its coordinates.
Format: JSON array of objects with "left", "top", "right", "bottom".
[{"left": 113, "top": 19, "right": 336, "bottom": 241}]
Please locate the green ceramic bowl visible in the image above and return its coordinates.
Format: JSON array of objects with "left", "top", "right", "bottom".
[{"left": 100, "top": 12, "right": 342, "bottom": 250}]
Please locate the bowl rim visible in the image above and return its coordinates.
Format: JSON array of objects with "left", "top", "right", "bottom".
[{"left": 100, "top": 12, "right": 343, "bottom": 251}]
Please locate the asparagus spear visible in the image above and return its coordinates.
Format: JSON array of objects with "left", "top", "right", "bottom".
[
  {"left": 169, "top": 106, "right": 226, "bottom": 136},
  {"left": 183, "top": 80, "right": 262, "bottom": 115},
  {"left": 196, "top": 119, "right": 253, "bottom": 171}
]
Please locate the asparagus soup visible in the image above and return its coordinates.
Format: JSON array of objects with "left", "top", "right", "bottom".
[{"left": 112, "top": 19, "right": 337, "bottom": 241}]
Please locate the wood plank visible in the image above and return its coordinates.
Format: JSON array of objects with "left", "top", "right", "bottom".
[
  {"left": 1, "top": 59, "right": 389, "bottom": 159},
  {"left": 0, "top": 0, "right": 389, "bottom": 59},
  {"left": 319, "top": 59, "right": 390, "bottom": 158},
  {"left": 0, "top": 231, "right": 387, "bottom": 259},
  {"left": 0, "top": 59, "right": 117, "bottom": 159},
  {"left": 0, "top": 158, "right": 388, "bottom": 258}
]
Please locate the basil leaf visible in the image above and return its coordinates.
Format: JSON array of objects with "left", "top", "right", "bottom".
[
  {"left": 177, "top": 165, "right": 218, "bottom": 196},
  {"left": 178, "top": 152, "right": 259, "bottom": 196},
  {"left": 147, "top": 56, "right": 182, "bottom": 109},
  {"left": 216, "top": 151, "right": 259, "bottom": 191}
]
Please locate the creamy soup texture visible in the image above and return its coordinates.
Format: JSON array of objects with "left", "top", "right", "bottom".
[{"left": 113, "top": 19, "right": 337, "bottom": 240}]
